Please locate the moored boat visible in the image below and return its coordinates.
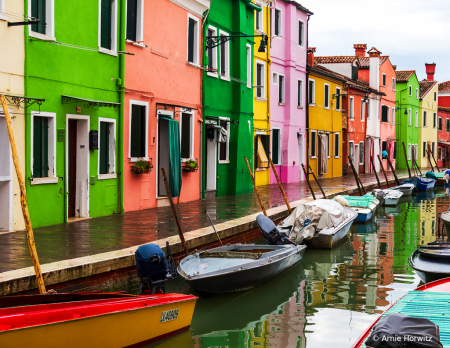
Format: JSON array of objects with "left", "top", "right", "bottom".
[
  {"left": 372, "top": 188, "right": 403, "bottom": 206},
  {"left": 440, "top": 210, "right": 450, "bottom": 238},
  {"left": 409, "top": 242, "right": 450, "bottom": 283},
  {"left": 390, "top": 183, "right": 415, "bottom": 196},
  {"left": 423, "top": 171, "right": 446, "bottom": 186},
  {"left": 335, "top": 195, "right": 379, "bottom": 223}
]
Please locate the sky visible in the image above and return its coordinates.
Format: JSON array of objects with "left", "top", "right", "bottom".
[{"left": 298, "top": 0, "right": 450, "bottom": 83}]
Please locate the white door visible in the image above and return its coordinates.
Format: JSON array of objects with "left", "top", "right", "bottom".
[
  {"left": 298, "top": 133, "right": 304, "bottom": 180},
  {"left": 206, "top": 129, "right": 217, "bottom": 191},
  {"left": 0, "top": 114, "right": 13, "bottom": 231}
]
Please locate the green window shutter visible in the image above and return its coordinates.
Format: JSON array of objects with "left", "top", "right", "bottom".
[
  {"left": 180, "top": 114, "right": 191, "bottom": 159},
  {"left": 33, "top": 116, "right": 48, "bottom": 178},
  {"left": 130, "top": 105, "right": 145, "bottom": 157},
  {"left": 101, "top": 0, "right": 112, "bottom": 49},
  {"left": 31, "top": 0, "right": 46, "bottom": 34},
  {"left": 126, "top": 0, "right": 138, "bottom": 41},
  {"left": 187, "top": 18, "right": 195, "bottom": 63},
  {"left": 272, "top": 129, "right": 279, "bottom": 164},
  {"left": 99, "top": 122, "right": 109, "bottom": 174}
]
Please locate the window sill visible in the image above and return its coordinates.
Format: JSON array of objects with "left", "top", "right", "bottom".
[
  {"left": 98, "top": 173, "right": 117, "bottom": 180},
  {"left": 297, "top": 106, "right": 303, "bottom": 109},
  {"left": 220, "top": 75, "right": 231, "bottom": 82},
  {"left": 129, "top": 157, "right": 149, "bottom": 163},
  {"left": 309, "top": 103, "right": 316, "bottom": 107},
  {"left": 278, "top": 102, "right": 285, "bottom": 106},
  {"left": 334, "top": 156, "right": 340, "bottom": 159},
  {"left": 255, "top": 29, "right": 265, "bottom": 35},
  {"left": 310, "top": 156, "right": 317, "bottom": 159},
  {"left": 218, "top": 160, "right": 229, "bottom": 164},
  {"left": 126, "top": 40, "right": 146, "bottom": 48},
  {"left": 29, "top": 31, "right": 56, "bottom": 41},
  {"left": 324, "top": 107, "right": 330, "bottom": 110},
  {"left": 99, "top": 47, "right": 118, "bottom": 57},
  {"left": 207, "top": 72, "right": 218, "bottom": 78},
  {"left": 0, "top": 14, "right": 8, "bottom": 21},
  {"left": 187, "top": 61, "right": 201, "bottom": 68},
  {"left": 256, "top": 168, "right": 267, "bottom": 171},
  {"left": 255, "top": 97, "right": 267, "bottom": 102},
  {"left": 0, "top": 175, "right": 12, "bottom": 181},
  {"left": 30, "top": 177, "right": 59, "bottom": 186}
]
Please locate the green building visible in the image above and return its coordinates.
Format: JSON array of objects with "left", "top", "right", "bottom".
[
  {"left": 202, "top": 0, "right": 260, "bottom": 198},
  {"left": 25, "top": 0, "right": 125, "bottom": 227},
  {"left": 395, "top": 70, "right": 420, "bottom": 169}
]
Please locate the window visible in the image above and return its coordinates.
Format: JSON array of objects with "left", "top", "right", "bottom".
[
  {"left": 409, "top": 85, "right": 412, "bottom": 97},
  {"left": 392, "top": 78, "right": 395, "bottom": 90},
  {"left": 324, "top": 84, "right": 329, "bottom": 108},
  {"left": 256, "top": 61, "right": 265, "bottom": 98},
  {"left": 416, "top": 88, "right": 419, "bottom": 99},
  {"left": 433, "top": 113, "right": 437, "bottom": 128},
  {"left": 434, "top": 92, "right": 437, "bottom": 102},
  {"left": 382, "top": 141, "right": 387, "bottom": 153},
  {"left": 30, "top": 0, "right": 54, "bottom": 39},
  {"left": 129, "top": 101, "right": 148, "bottom": 158},
  {"left": 99, "top": 0, "right": 118, "bottom": 53},
  {"left": 423, "top": 111, "right": 427, "bottom": 127},
  {"left": 308, "top": 79, "right": 315, "bottom": 104},
  {"left": 279, "top": 75, "right": 285, "bottom": 104},
  {"left": 98, "top": 118, "right": 116, "bottom": 176},
  {"left": 394, "top": 142, "right": 397, "bottom": 159},
  {"left": 349, "top": 141, "right": 354, "bottom": 160},
  {"left": 246, "top": 44, "right": 251, "bottom": 88},
  {"left": 297, "top": 80, "right": 303, "bottom": 107},
  {"left": 392, "top": 108, "right": 395, "bottom": 125},
  {"left": 255, "top": 133, "right": 270, "bottom": 168},
  {"left": 439, "top": 117, "right": 443, "bottom": 131},
  {"left": 382, "top": 73, "right": 386, "bottom": 86},
  {"left": 219, "top": 30, "right": 230, "bottom": 80},
  {"left": 272, "top": 129, "right": 281, "bottom": 165},
  {"left": 31, "top": 112, "right": 56, "bottom": 179},
  {"left": 206, "top": 27, "right": 218, "bottom": 77},
  {"left": 255, "top": 9, "right": 263, "bottom": 31},
  {"left": 359, "top": 141, "right": 364, "bottom": 164},
  {"left": 187, "top": 15, "right": 199, "bottom": 65},
  {"left": 415, "top": 111, "right": 418, "bottom": 127},
  {"left": 408, "top": 144, "right": 411, "bottom": 160},
  {"left": 447, "top": 119, "right": 450, "bottom": 132},
  {"left": 334, "top": 133, "right": 339, "bottom": 157},
  {"left": 126, "top": 0, "right": 143, "bottom": 42},
  {"left": 408, "top": 109, "right": 412, "bottom": 126},
  {"left": 311, "top": 130, "right": 316, "bottom": 157},
  {"left": 381, "top": 105, "right": 388, "bottom": 123},
  {"left": 349, "top": 97, "right": 354, "bottom": 119},
  {"left": 181, "top": 113, "right": 194, "bottom": 160},
  {"left": 423, "top": 142, "right": 426, "bottom": 158},
  {"left": 272, "top": 72, "right": 278, "bottom": 84},
  {"left": 335, "top": 87, "right": 341, "bottom": 110},
  {"left": 274, "top": 9, "right": 281, "bottom": 36},
  {"left": 219, "top": 119, "right": 230, "bottom": 162},
  {"left": 326, "top": 132, "right": 330, "bottom": 157},
  {"left": 298, "top": 20, "right": 304, "bottom": 46}
]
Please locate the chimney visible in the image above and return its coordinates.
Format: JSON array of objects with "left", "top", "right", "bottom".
[
  {"left": 354, "top": 44, "right": 367, "bottom": 58},
  {"left": 425, "top": 63, "right": 436, "bottom": 81},
  {"left": 367, "top": 47, "right": 381, "bottom": 90},
  {"left": 308, "top": 47, "right": 316, "bottom": 67}
]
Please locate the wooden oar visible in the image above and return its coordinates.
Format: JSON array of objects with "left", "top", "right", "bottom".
[
  {"left": 0, "top": 95, "right": 46, "bottom": 294},
  {"left": 244, "top": 157, "right": 267, "bottom": 216},
  {"left": 268, "top": 158, "right": 292, "bottom": 214}
]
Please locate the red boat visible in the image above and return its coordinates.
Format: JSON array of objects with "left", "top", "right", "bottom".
[{"left": 352, "top": 277, "right": 450, "bottom": 347}]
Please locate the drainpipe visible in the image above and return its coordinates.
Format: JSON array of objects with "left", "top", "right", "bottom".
[
  {"left": 117, "top": 0, "right": 125, "bottom": 214},
  {"left": 200, "top": 10, "right": 209, "bottom": 199},
  {"left": 305, "top": 14, "right": 311, "bottom": 179},
  {"left": 266, "top": 5, "right": 271, "bottom": 163}
]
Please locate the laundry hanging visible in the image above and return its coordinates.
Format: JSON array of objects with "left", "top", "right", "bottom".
[
  {"left": 218, "top": 126, "right": 228, "bottom": 144},
  {"left": 388, "top": 141, "right": 395, "bottom": 163},
  {"left": 319, "top": 134, "right": 328, "bottom": 174},
  {"left": 257, "top": 136, "right": 269, "bottom": 168},
  {"left": 369, "top": 137, "right": 374, "bottom": 173},
  {"left": 162, "top": 116, "right": 182, "bottom": 198}
]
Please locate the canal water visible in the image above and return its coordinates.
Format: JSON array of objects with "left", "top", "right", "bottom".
[{"left": 146, "top": 189, "right": 450, "bottom": 348}]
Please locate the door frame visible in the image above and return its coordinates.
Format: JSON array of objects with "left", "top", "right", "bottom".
[
  {"left": 298, "top": 132, "right": 304, "bottom": 180},
  {"left": 0, "top": 110, "right": 13, "bottom": 231},
  {"left": 66, "top": 114, "right": 90, "bottom": 219},
  {"left": 156, "top": 109, "right": 173, "bottom": 198}
]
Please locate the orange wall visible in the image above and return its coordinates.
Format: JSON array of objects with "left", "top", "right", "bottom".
[{"left": 123, "top": 0, "right": 203, "bottom": 211}]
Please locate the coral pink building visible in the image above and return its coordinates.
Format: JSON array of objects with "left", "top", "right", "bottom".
[{"left": 123, "top": 0, "right": 210, "bottom": 211}]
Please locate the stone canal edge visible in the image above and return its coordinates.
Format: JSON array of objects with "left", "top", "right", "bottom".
[{"left": 0, "top": 175, "right": 409, "bottom": 296}]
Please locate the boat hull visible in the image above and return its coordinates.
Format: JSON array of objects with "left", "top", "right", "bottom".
[
  {"left": 383, "top": 197, "right": 400, "bottom": 206},
  {"left": 417, "top": 179, "right": 436, "bottom": 191},
  {"left": 409, "top": 249, "right": 450, "bottom": 284},
  {"left": 356, "top": 209, "right": 374, "bottom": 223},
  {"left": 0, "top": 295, "right": 197, "bottom": 348}
]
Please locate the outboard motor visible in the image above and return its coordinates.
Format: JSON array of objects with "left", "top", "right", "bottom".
[
  {"left": 256, "top": 214, "right": 295, "bottom": 245},
  {"left": 135, "top": 242, "right": 177, "bottom": 295}
]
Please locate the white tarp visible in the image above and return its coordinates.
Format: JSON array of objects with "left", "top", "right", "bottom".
[{"left": 279, "top": 199, "right": 346, "bottom": 244}]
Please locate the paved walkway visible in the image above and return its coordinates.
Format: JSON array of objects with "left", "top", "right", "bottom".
[{"left": 0, "top": 171, "right": 412, "bottom": 272}]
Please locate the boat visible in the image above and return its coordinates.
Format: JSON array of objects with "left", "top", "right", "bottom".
[
  {"left": 352, "top": 277, "right": 450, "bottom": 348},
  {"left": 0, "top": 292, "right": 197, "bottom": 348},
  {"left": 423, "top": 171, "right": 446, "bottom": 186},
  {"left": 334, "top": 195, "right": 379, "bottom": 223},
  {"left": 440, "top": 210, "right": 450, "bottom": 238},
  {"left": 177, "top": 243, "right": 307, "bottom": 295},
  {"left": 409, "top": 242, "right": 450, "bottom": 283},
  {"left": 372, "top": 188, "right": 403, "bottom": 206},
  {"left": 389, "top": 183, "right": 415, "bottom": 196},
  {"left": 405, "top": 177, "right": 437, "bottom": 191}
]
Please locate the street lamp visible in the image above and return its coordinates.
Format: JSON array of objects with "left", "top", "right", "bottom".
[{"left": 206, "top": 35, "right": 269, "bottom": 52}]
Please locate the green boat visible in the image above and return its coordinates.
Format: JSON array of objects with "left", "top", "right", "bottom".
[{"left": 335, "top": 196, "right": 380, "bottom": 223}]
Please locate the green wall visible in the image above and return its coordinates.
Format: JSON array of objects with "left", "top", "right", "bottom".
[
  {"left": 202, "top": 0, "right": 255, "bottom": 197},
  {"left": 25, "top": 0, "right": 125, "bottom": 227},
  {"left": 395, "top": 73, "right": 420, "bottom": 170}
]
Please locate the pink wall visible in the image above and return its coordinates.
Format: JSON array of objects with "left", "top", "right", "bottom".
[
  {"left": 123, "top": 0, "right": 203, "bottom": 212},
  {"left": 270, "top": 0, "right": 309, "bottom": 184}
]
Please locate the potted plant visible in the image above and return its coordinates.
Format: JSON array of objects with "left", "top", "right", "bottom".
[
  {"left": 183, "top": 159, "right": 198, "bottom": 172},
  {"left": 131, "top": 160, "right": 153, "bottom": 174}
]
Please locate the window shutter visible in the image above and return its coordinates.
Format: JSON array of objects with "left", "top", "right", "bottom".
[
  {"left": 33, "top": 117, "right": 48, "bottom": 178},
  {"left": 188, "top": 18, "right": 195, "bottom": 63},
  {"left": 101, "top": 0, "right": 112, "bottom": 49},
  {"left": 308, "top": 81, "right": 314, "bottom": 104},
  {"left": 207, "top": 29, "right": 213, "bottom": 70},
  {"left": 324, "top": 85, "right": 329, "bottom": 107},
  {"left": 393, "top": 142, "right": 397, "bottom": 159},
  {"left": 352, "top": 66, "right": 358, "bottom": 80},
  {"left": 275, "top": 10, "right": 279, "bottom": 36},
  {"left": 126, "top": 0, "right": 138, "bottom": 41},
  {"left": 130, "top": 105, "right": 145, "bottom": 157},
  {"left": 99, "top": 122, "right": 109, "bottom": 174},
  {"left": 272, "top": 130, "right": 279, "bottom": 164},
  {"left": 181, "top": 114, "right": 191, "bottom": 159},
  {"left": 257, "top": 64, "right": 262, "bottom": 97},
  {"left": 381, "top": 105, "right": 388, "bottom": 122},
  {"left": 220, "top": 36, "right": 226, "bottom": 75},
  {"left": 31, "top": 0, "right": 46, "bottom": 34},
  {"left": 299, "top": 22, "right": 303, "bottom": 45}
]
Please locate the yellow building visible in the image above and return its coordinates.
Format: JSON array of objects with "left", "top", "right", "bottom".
[
  {"left": 418, "top": 80, "right": 439, "bottom": 168},
  {"left": 419, "top": 196, "right": 436, "bottom": 245},
  {"left": 0, "top": 1, "right": 26, "bottom": 232},
  {"left": 253, "top": 4, "right": 271, "bottom": 186},
  {"left": 308, "top": 64, "right": 345, "bottom": 179}
]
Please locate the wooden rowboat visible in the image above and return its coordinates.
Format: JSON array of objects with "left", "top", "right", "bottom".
[{"left": 0, "top": 292, "right": 197, "bottom": 348}]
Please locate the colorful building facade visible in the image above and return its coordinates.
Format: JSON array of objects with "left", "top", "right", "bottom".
[
  {"left": 0, "top": 0, "right": 26, "bottom": 232},
  {"left": 437, "top": 107, "right": 450, "bottom": 168},
  {"left": 394, "top": 70, "right": 420, "bottom": 170},
  {"left": 123, "top": 0, "right": 209, "bottom": 211},
  {"left": 439, "top": 81, "right": 450, "bottom": 108},
  {"left": 269, "top": 0, "right": 312, "bottom": 184}
]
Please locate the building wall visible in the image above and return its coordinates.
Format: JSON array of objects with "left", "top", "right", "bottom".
[
  {"left": 123, "top": 0, "right": 205, "bottom": 211},
  {"left": 439, "top": 95, "right": 450, "bottom": 108},
  {"left": 419, "top": 84, "right": 439, "bottom": 168},
  {"left": 270, "top": 1, "right": 308, "bottom": 184},
  {"left": 308, "top": 72, "right": 343, "bottom": 178},
  {"left": 437, "top": 108, "right": 450, "bottom": 167},
  {"left": 0, "top": 0, "right": 26, "bottom": 232}
]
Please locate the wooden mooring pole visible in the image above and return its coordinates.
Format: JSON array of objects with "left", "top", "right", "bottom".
[
  {"left": 301, "top": 163, "right": 316, "bottom": 200},
  {"left": 413, "top": 158, "right": 422, "bottom": 176},
  {"left": 377, "top": 154, "right": 390, "bottom": 188},
  {"left": 402, "top": 142, "right": 412, "bottom": 179},
  {"left": 244, "top": 157, "right": 268, "bottom": 216},
  {"left": 308, "top": 165, "right": 326, "bottom": 199},
  {"left": 386, "top": 156, "right": 401, "bottom": 186},
  {"left": 161, "top": 168, "right": 189, "bottom": 257},
  {"left": 348, "top": 156, "right": 365, "bottom": 195},
  {"left": 269, "top": 158, "right": 292, "bottom": 214},
  {"left": 0, "top": 94, "right": 46, "bottom": 294},
  {"left": 430, "top": 148, "right": 441, "bottom": 172},
  {"left": 370, "top": 156, "right": 382, "bottom": 189}
]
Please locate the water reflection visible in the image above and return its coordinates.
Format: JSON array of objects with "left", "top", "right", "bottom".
[{"left": 147, "top": 189, "right": 450, "bottom": 348}]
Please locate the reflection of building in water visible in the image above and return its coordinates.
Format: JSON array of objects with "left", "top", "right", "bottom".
[
  {"left": 193, "top": 282, "right": 306, "bottom": 348},
  {"left": 419, "top": 198, "right": 436, "bottom": 245}
]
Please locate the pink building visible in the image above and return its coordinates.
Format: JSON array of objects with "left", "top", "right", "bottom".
[
  {"left": 123, "top": 0, "right": 210, "bottom": 211},
  {"left": 270, "top": 1, "right": 313, "bottom": 183}
]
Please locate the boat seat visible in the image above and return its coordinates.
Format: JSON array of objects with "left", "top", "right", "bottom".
[{"left": 198, "top": 251, "right": 262, "bottom": 260}]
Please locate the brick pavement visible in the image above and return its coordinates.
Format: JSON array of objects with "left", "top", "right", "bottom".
[{"left": 0, "top": 170, "right": 412, "bottom": 273}]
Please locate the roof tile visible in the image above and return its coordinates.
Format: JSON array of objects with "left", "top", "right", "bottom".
[
  {"left": 439, "top": 81, "right": 450, "bottom": 93},
  {"left": 395, "top": 70, "right": 415, "bottom": 83},
  {"left": 419, "top": 79, "right": 438, "bottom": 99},
  {"left": 314, "top": 56, "right": 358, "bottom": 64}
]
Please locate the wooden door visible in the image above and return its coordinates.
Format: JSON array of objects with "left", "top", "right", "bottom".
[{"left": 68, "top": 120, "right": 77, "bottom": 217}]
